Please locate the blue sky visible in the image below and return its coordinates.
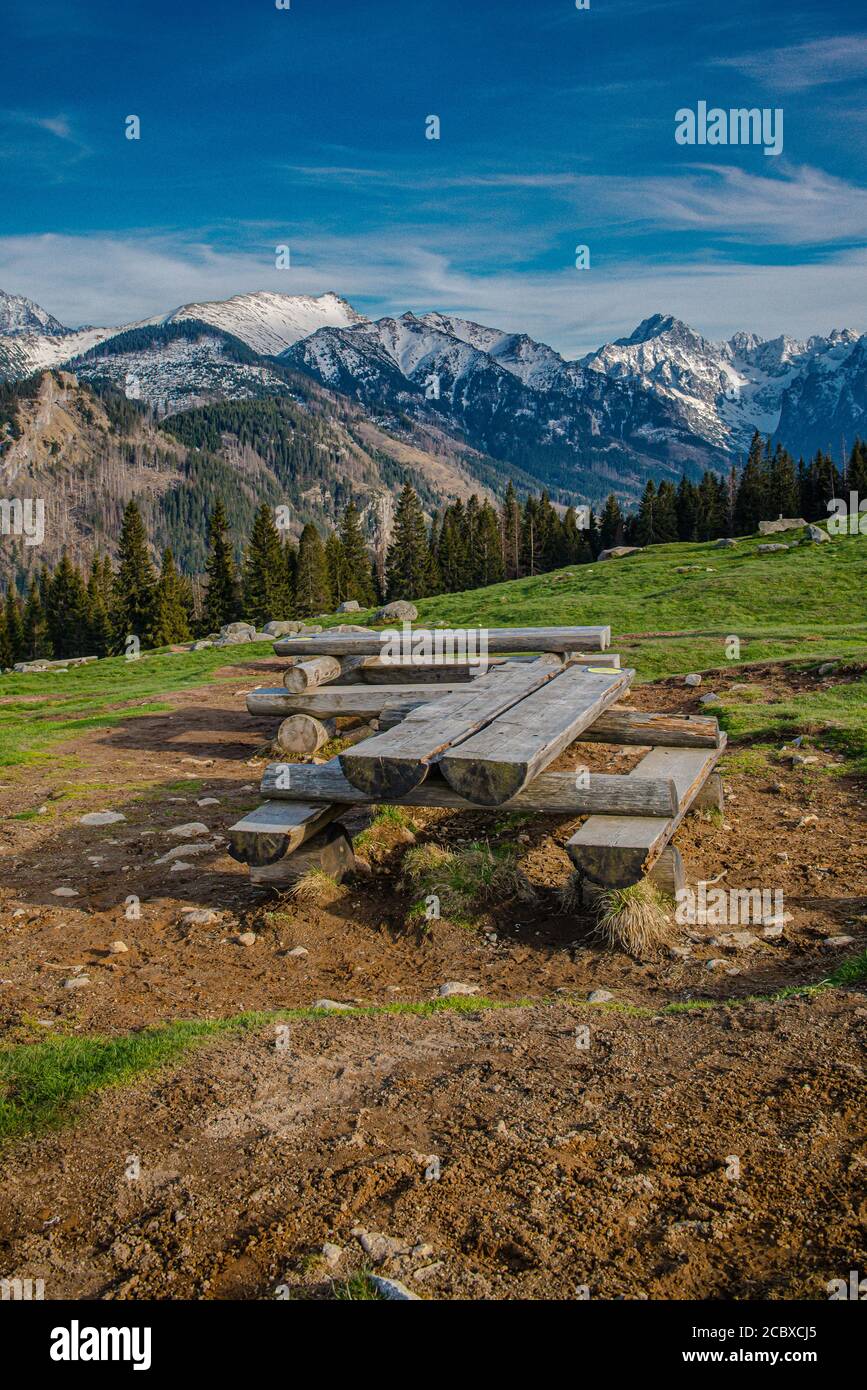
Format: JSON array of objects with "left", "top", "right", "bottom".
[{"left": 2, "top": 0, "right": 866, "bottom": 354}]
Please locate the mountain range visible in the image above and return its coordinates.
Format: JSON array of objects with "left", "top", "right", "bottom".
[{"left": 1, "top": 287, "right": 863, "bottom": 509}]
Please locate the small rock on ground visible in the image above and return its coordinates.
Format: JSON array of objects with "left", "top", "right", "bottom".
[
  {"left": 312, "top": 999, "right": 353, "bottom": 1011},
  {"left": 437, "top": 982, "right": 479, "bottom": 997},
  {"left": 369, "top": 1276, "right": 420, "bottom": 1301},
  {"left": 588, "top": 988, "right": 614, "bottom": 1003},
  {"left": 166, "top": 822, "right": 210, "bottom": 839},
  {"left": 79, "top": 811, "right": 126, "bottom": 826}
]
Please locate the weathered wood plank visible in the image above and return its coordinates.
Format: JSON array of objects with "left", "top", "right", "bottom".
[
  {"left": 566, "top": 739, "right": 726, "bottom": 888},
  {"left": 247, "top": 684, "right": 470, "bottom": 718},
  {"left": 260, "top": 756, "right": 677, "bottom": 817},
  {"left": 249, "top": 824, "right": 355, "bottom": 886},
  {"left": 227, "top": 800, "right": 339, "bottom": 866},
  {"left": 273, "top": 625, "right": 611, "bottom": 657},
  {"left": 577, "top": 708, "right": 721, "bottom": 748},
  {"left": 440, "top": 666, "right": 633, "bottom": 805},
  {"left": 339, "top": 656, "right": 565, "bottom": 797}
]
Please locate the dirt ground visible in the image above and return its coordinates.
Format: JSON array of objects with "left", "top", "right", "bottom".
[{"left": 1, "top": 655, "right": 865, "bottom": 1299}]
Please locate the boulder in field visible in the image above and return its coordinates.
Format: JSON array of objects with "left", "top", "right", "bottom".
[
  {"left": 758, "top": 543, "right": 790, "bottom": 553},
  {"left": 597, "top": 546, "right": 643, "bottom": 562},
  {"left": 337, "top": 600, "right": 361, "bottom": 613},
  {"left": 263, "top": 620, "right": 305, "bottom": 636},
  {"left": 804, "top": 524, "right": 831, "bottom": 542},
  {"left": 715, "top": 537, "right": 737, "bottom": 547},
  {"left": 375, "top": 600, "right": 418, "bottom": 622},
  {"left": 758, "top": 517, "right": 807, "bottom": 535}
]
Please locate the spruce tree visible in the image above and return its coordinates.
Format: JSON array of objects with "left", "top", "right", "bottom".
[
  {"left": 634, "top": 480, "right": 658, "bottom": 546},
  {"left": 295, "top": 523, "right": 331, "bottom": 617},
  {"left": 655, "top": 481, "right": 679, "bottom": 542},
  {"left": 339, "top": 500, "right": 376, "bottom": 606},
  {"left": 152, "top": 549, "right": 192, "bottom": 646},
  {"left": 4, "top": 587, "right": 25, "bottom": 664},
  {"left": 324, "top": 532, "right": 345, "bottom": 607},
  {"left": 22, "top": 577, "right": 51, "bottom": 660},
  {"left": 501, "top": 482, "right": 522, "bottom": 580},
  {"left": 675, "top": 475, "right": 700, "bottom": 541},
  {"left": 114, "top": 499, "right": 157, "bottom": 648},
  {"left": 476, "top": 501, "right": 505, "bottom": 586},
  {"left": 243, "top": 504, "right": 291, "bottom": 626},
  {"left": 599, "top": 494, "right": 623, "bottom": 549},
  {"left": 203, "top": 498, "right": 240, "bottom": 632},
  {"left": 47, "top": 552, "right": 89, "bottom": 659},
  {"left": 86, "top": 557, "right": 113, "bottom": 657},
  {"left": 385, "top": 483, "right": 432, "bottom": 601},
  {"left": 0, "top": 606, "right": 12, "bottom": 669},
  {"left": 734, "top": 432, "right": 768, "bottom": 535}
]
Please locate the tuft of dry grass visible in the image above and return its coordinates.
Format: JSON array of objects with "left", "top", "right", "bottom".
[
  {"left": 402, "top": 840, "right": 536, "bottom": 924},
  {"left": 588, "top": 879, "right": 676, "bottom": 960},
  {"left": 558, "top": 870, "right": 585, "bottom": 914},
  {"left": 287, "top": 868, "right": 341, "bottom": 906}
]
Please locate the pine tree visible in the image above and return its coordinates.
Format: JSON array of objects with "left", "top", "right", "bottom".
[
  {"left": 655, "top": 481, "right": 679, "bottom": 542},
  {"left": 152, "top": 549, "right": 192, "bottom": 646},
  {"left": 385, "top": 483, "right": 432, "bottom": 600},
  {"left": 203, "top": 498, "right": 240, "bottom": 632},
  {"left": 4, "top": 586, "right": 25, "bottom": 664},
  {"left": 114, "top": 499, "right": 157, "bottom": 648},
  {"left": 634, "top": 480, "right": 658, "bottom": 546},
  {"left": 599, "top": 494, "right": 623, "bottom": 549},
  {"left": 243, "top": 504, "right": 291, "bottom": 626},
  {"left": 675, "top": 475, "right": 700, "bottom": 542},
  {"left": 86, "top": 557, "right": 113, "bottom": 657},
  {"left": 0, "top": 606, "right": 12, "bottom": 669},
  {"left": 476, "top": 501, "right": 505, "bottom": 587},
  {"left": 22, "top": 577, "right": 51, "bottom": 660},
  {"left": 339, "top": 501, "right": 376, "bottom": 606},
  {"left": 501, "top": 482, "right": 522, "bottom": 580},
  {"left": 734, "top": 432, "right": 768, "bottom": 535},
  {"left": 295, "top": 523, "right": 330, "bottom": 617},
  {"left": 324, "top": 531, "right": 345, "bottom": 607},
  {"left": 47, "top": 552, "right": 89, "bottom": 659}
]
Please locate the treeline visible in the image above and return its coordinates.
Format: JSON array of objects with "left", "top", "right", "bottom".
[{"left": 3, "top": 432, "right": 865, "bottom": 668}]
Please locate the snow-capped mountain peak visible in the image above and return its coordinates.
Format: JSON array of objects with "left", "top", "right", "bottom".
[
  {"left": 166, "top": 290, "right": 366, "bottom": 355},
  {"left": 0, "top": 288, "right": 70, "bottom": 337}
]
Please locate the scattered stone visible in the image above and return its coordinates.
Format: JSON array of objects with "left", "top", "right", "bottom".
[
  {"left": 51, "top": 887, "right": 79, "bottom": 897},
  {"left": 775, "top": 851, "right": 789, "bottom": 861},
  {"left": 758, "top": 517, "right": 807, "bottom": 535},
  {"left": 63, "top": 975, "right": 90, "bottom": 990},
  {"left": 588, "top": 988, "right": 614, "bottom": 1003},
  {"left": 412, "top": 1262, "right": 444, "bottom": 1283},
  {"left": 166, "top": 822, "right": 210, "bottom": 839},
  {"left": 757, "top": 543, "right": 790, "bottom": 553},
  {"left": 684, "top": 673, "right": 702, "bottom": 687},
  {"left": 181, "top": 909, "right": 219, "bottom": 926},
  {"left": 437, "top": 981, "right": 479, "bottom": 997},
  {"left": 337, "top": 600, "right": 361, "bottom": 613},
  {"left": 196, "top": 797, "right": 220, "bottom": 807},
  {"left": 312, "top": 999, "right": 353, "bottom": 1011},
  {"left": 797, "top": 814, "right": 819, "bottom": 829},
  {"left": 79, "top": 810, "right": 126, "bottom": 827},
  {"left": 698, "top": 692, "right": 718, "bottom": 705},
  {"left": 286, "top": 946, "right": 308, "bottom": 958},
  {"left": 169, "top": 861, "right": 193, "bottom": 873},
  {"left": 817, "top": 661, "right": 838, "bottom": 676},
  {"left": 804, "top": 524, "right": 831, "bottom": 542},
  {"left": 714, "top": 931, "right": 760, "bottom": 950},
  {"left": 791, "top": 754, "right": 819, "bottom": 767},
  {"left": 156, "top": 842, "right": 218, "bottom": 863},
  {"left": 762, "top": 924, "right": 784, "bottom": 939},
  {"left": 374, "top": 600, "right": 418, "bottom": 623},
  {"left": 822, "top": 935, "right": 855, "bottom": 948},
  {"left": 321, "top": 1243, "right": 342, "bottom": 1269},
  {"left": 237, "top": 932, "right": 257, "bottom": 947},
  {"left": 705, "top": 958, "right": 729, "bottom": 971},
  {"left": 262, "top": 620, "right": 304, "bottom": 636},
  {"left": 108, "top": 940, "right": 129, "bottom": 954},
  {"left": 354, "top": 1229, "right": 412, "bottom": 1265},
  {"left": 190, "top": 640, "right": 213, "bottom": 651},
  {"left": 369, "top": 1276, "right": 420, "bottom": 1301},
  {"left": 715, "top": 537, "right": 737, "bottom": 547},
  {"left": 597, "top": 545, "right": 643, "bottom": 562}
]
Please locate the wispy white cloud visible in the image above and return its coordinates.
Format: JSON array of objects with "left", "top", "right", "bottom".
[
  {"left": 0, "top": 228, "right": 864, "bottom": 359},
  {"left": 714, "top": 35, "right": 867, "bottom": 92}
]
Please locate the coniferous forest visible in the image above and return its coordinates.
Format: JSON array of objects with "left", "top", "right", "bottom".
[{"left": 1, "top": 431, "right": 864, "bottom": 669}]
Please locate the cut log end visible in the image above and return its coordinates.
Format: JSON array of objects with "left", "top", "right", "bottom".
[
  {"left": 339, "top": 751, "right": 430, "bottom": 798},
  {"left": 227, "top": 830, "right": 290, "bottom": 867},
  {"left": 275, "top": 714, "right": 336, "bottom": 756},
  {"left": 440, "top": 759, "right": 529, "bottom": 807}
]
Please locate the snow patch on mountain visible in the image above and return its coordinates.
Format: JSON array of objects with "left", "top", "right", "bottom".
[{"left": 166, "top": 291, "right": 366, "bottom": 355}]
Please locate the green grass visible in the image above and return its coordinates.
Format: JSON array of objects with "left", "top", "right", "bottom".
[
  {"left": 2, "top": 952, "right": 865, "bottom": 1143},
  {"left": 0, "top": 641, "right": 276, "bottom": 767},
  {"left": 331, "top": 1272, "right": 386, "bottom": 1301}
]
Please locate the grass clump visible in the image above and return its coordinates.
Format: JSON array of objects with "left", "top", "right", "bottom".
[
  {"left": 402, "top": 840, "right": 535, "bottom": 924},
  {"left": 352, "top": 805, "right": 417, "bottom": 859},
  {"left": 287, "top": 868, "right": 341, "bottom": 906},
  {"left": 331, "top": 1270, "right": 387, "bottom": 1301},
  {"left": 589, "top": 879, "right": 676, "bottom": 961}
]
